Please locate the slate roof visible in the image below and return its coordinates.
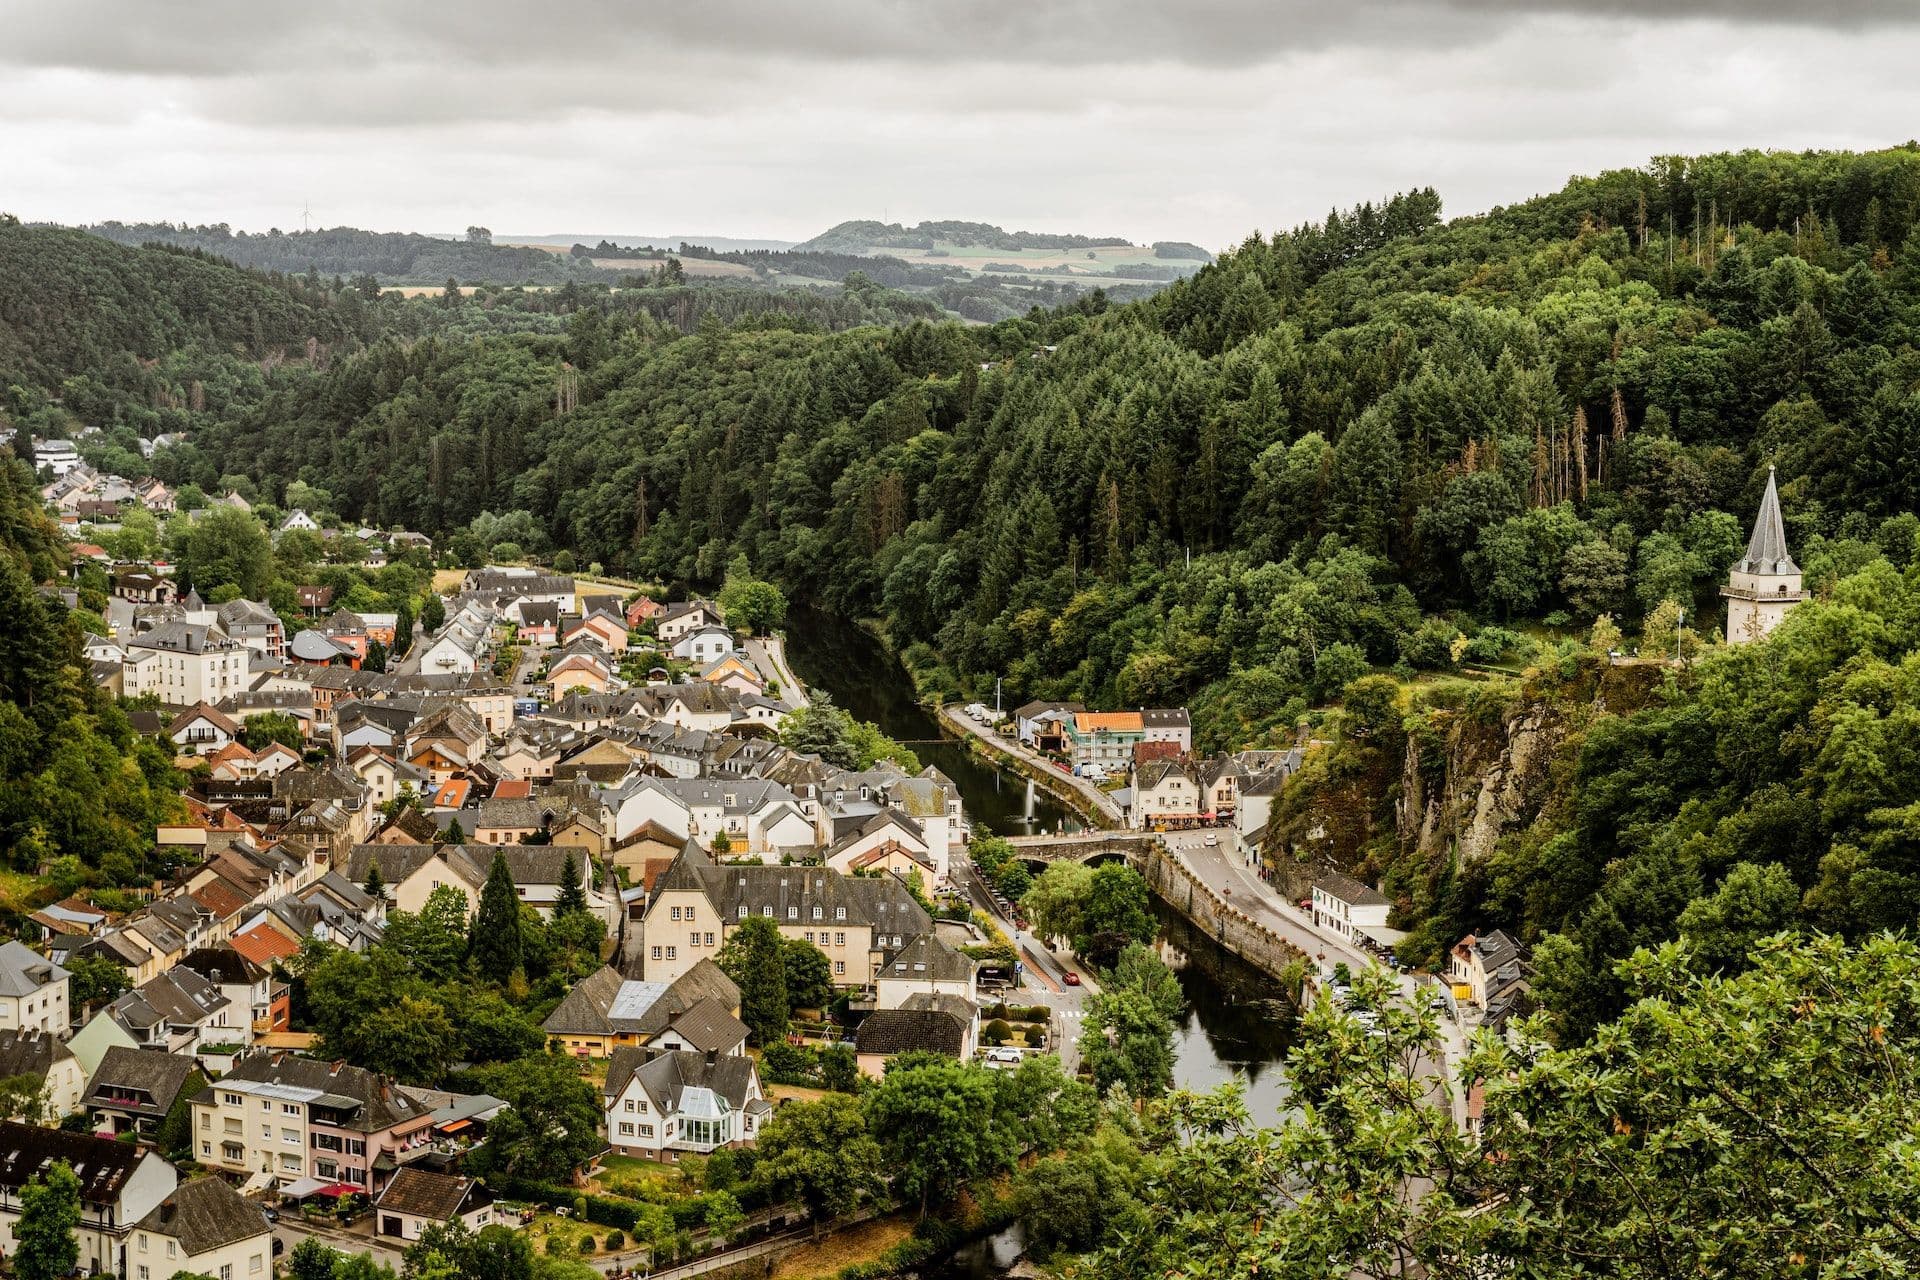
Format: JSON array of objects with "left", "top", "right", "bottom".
[
  {"left": 134, "top": 1176, "right": 269, "bottom": 1253},
  {"left": 167, "top": 702, "right": 241, "bottom": 738},
  {"left": 85, "top": 1047, "right": 199, "bottom": 1118},
  {"left": 0, "top": 1028, "right": 71, "bottom": 1081},
  {"left": 1735, "top": 466, "right": 1799, "bottom": 576},
  {"left": 1316, "top": 871, "right": 1388, "bottom": 908},
  {"left": 606, "top": 1048, "right": 760, "bottom": 1115},
  {"left": 0, "top": 941, "right": 68, "bottom": 997},
  {"left": 375, "top": 1166, "right": 492, "bottom": 1221},
  {"left": 877, "top": 934, "right": 975, "bottom": 986},
  {"left": 542, "top": 960, "right": 739, "bottom": 1038},
  {"left": 204, "top": 1052, "right": 430, "bottom": 1133},
  {"left": 663, "top": 998, "right": 751, "bottom": 1054},
  {"left": 0, "top": 1122, "right": 155, "bottom": 1204},
  {"left": 855, "top": 1008, "right": 967, "bottom": 1058}
]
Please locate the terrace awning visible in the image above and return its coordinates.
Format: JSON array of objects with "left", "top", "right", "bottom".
[{"left": 280, "top": 1177, "right": 328, "bottom": 1199}]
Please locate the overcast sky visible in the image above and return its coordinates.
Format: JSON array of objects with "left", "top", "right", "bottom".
[{"left": 2, "top": 1, "right": 1916, "bottom": 249}]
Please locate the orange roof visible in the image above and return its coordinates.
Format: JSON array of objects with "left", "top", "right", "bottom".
[
  {"left": 1075, "top": 711, "right": 1143, "bottom": 733},
  {"left": 207, "top": 741, "right": 257, "bottom": 766},
  {"left": 231, "top": 924, "right": 300, "bottom": 966},
  {"left": 492, "top": 779, "right": 532, "bottom": 800},
  {"left": 432, "top": 778, "right": 471, "bottom": 808},
  {"left": 191, "top": 880, "right": 249, "bottom": 920}
]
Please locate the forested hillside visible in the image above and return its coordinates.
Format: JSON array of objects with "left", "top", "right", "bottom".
[
  {"left": 82, "top": 221, "right": 592, "bottom": 285},
  {"left": 25, "top": 146, "right": 1920, "bottom": 1040}
]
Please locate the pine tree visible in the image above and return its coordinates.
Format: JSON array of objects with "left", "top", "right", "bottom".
[
  {"left": 555, "top": 849, "right": 588, "bottom": 917},
  {"left": 362, "top": 860, "right": 385, "bottom": 902},
  {"left": 469, "top": 850, "right": 524, "bottom": 982}
]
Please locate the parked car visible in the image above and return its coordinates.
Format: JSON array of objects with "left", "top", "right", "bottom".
[{"left": 1063, "top": 970, "right": 1081, "bottom": 986}]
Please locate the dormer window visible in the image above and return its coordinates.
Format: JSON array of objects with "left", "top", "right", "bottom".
[
  {"left": 835, "top": 907, "right": 846, "bottom": 921},
  {"left": 812, "top": 906, "right": 823, "bottom": 921},
  {"left": 787, "top": 907, "right": 798, "bottom": 921},
  {"left": 761, "top": 906, "right": 772, "bottom": 917},
  {"left": 736, "top": 905, "right": 746, "bottom": 920}
]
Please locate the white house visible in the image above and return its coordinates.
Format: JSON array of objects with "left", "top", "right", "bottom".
[
  {"left": 167, "top": 703, "right": 242, "bottom": 757},
  {"left": 669, "top": 626, "right": 736, "bottom": 664},
  {"left": 280, "top": 508, "right": 320, "bottom": 533},
  {"left": 0, "top": 1123, "right": 177, "bottom": 1279},
  {"left": 129, "top": 1175, "right": 272, "bottom": 1280},
  {"left": 873, "top": 935, "right": 977, "bottom": 1011},
  {"left": 655, "top": 600, "right": 721, "bottom": 643},
  {"left": 123, "top": 622, "right": 250, "bottom": 705},
  {"left": 0, "top": 941, "right": 70, "bottom": 1035},
  {"left": 603, "top": 1048, "right": 768, "bottom": 1163},
  {"left": 0, "top": 1028, "right": 85, "bottom": 1120},
  {"left": 1310, "top": 872, "right": 1390, "bottom": 945},
  {"left": 374, "top": 1168, "right": 496, "bottom": 1242}
]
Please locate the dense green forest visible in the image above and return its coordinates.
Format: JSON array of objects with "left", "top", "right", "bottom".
[
  {"left": 796, "top": 219, "right": 1134, "bottom": 253},
  {"left": 81, "top": 221, "right": 596, "bottom": 285},
  {"left": 22, "top": 146, "right": 1920, "bottom": 1044}
]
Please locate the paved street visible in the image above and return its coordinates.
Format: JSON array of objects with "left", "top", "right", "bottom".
[
  {"left": 742, "top": 634, "right": 807, "bottom": 709},
  {"left": 937, "top": 705, "right": 1123, "bottom": 826}
]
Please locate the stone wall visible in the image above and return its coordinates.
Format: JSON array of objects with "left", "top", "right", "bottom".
[{"left": 1133, "top": 840, "right": 1307, "bottom": 983}]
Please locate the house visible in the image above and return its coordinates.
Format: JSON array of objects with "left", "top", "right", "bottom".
[
  {"left": 854, "top": 998, "right": 976, "bottom": 1078},
  {"left": 625, "top": 596, "right": 665, "bottom": 629},
  {"left": 374, "top": 1168, "right": 496, "bottom": 1242},
  {"left": 1141, "top": 707, "right": 1193, "bottom": 752},
  {"left": 547, "top": 647, "right": 614, "bottom": 700},
  {"left": 541, "top": 960, "right": 744, "bottom": 1059},
  {"left": 1013, "top": 701, "right": 1082, "bottom": 750},
  {"left": 642, "top": 845, "right": 929, "bottom": 987},
  {"left": 611, "top": 777, "right": 814, "bottom": 857},
  {"left": 289, "top": 628, "right": 357, "bottom": 668},
  {"left": 0, "top": 1122, "right": 178, "bottom": 1278},
  {"left": 113, "top": 569, "right": 177, "bottom": 605},
  {"left": 563, "top": 610, "right": 629, "bottom": 653},
  {"left": 189, "top": 1051, "right": 437, "bottom": 1193},
  {"left": 178, "top": 945, "right": 291, "bottom": 1036},
  {"left": 215, "top": 598, "right": 286, "bottom": 662},
  {"left": 106, "top": 966, "right": 235, "bottom": 1055},
  {"left": 1449, "top": 931, "right": 1532, "bottom": 1012},
  {"left": 83, "top": 1047, "right": 201, "bottom": 1138},
  {"left": 0, "top": 940, "right": 70, "bottom": 1034},
  {"left": 280, "top": 508, "right": 320, "bottom": 533},
  {"left": 1311, "top": 872, "right": 1391, "bottom": 946},
  {"left": 669, "top": 625, "right": 736, "bottom": 664},
  {"left": 603, "top": 1048, "right": 769, "bottom": 1163},
  {"left": 1129, "top": 759, "right": 1201, "bottom": 829},
  {"left": 655, "top": 600, "right": 720, "bottom": 643},
  {"left": 130, "top": 1176, "right": 273, "bottom": 1280},
  {"left": 609, "top": 821, "right": 690, "bottom": 884},
  {"left": 872, "top": 934, "right": 977, "bottom": 1011},
  {"left": 515, "top": 601, "right": 560, "bottom": 646},
  {"left": 167, "top": 703, "right": 242, "bottom": 756},
  {"left": 1064, "top": 711, "right": 1144, "bottom": 769},
  {"left": 699, "top": 654, "right": 765, "bottom": 696},
  {"left": 296, "top": 585, "right": 335, "bottom": 614},
  {"left": 823, "top": 810, "right": 937, "bottom": 881},
  {"left": 301, "top": 843, "right": 464, "bottom": 919},
  {"left": 0, "top": 1028, "right": 85, "bottom": 1120},
  {"left": 123, "top": 622, "right": 250, "bottom": 705}
]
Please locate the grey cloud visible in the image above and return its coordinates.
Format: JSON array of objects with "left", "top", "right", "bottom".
[{"left": 4, "top": 0, "right": 1914, "bottom": 83}]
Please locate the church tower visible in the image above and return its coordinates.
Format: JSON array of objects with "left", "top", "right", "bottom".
[{"left": 1722, "top": 466, "right": 1803, "bottom": 645}]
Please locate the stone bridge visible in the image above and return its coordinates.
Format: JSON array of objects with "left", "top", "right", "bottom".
[{"left": 1004, "top": 831, "right": 1154, "bottom": 864}]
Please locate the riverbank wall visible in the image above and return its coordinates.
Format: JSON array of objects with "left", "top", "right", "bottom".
[
  {"left": 934, "top": 705, "right": 1124, "bottom": 831},
  {"left": 1133, "top": 839, "right": 1309, "bottom": 986}
]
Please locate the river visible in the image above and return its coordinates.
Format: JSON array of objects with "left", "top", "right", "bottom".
[{"left": 782, "top": 610, "right": 1298, "bottom": 1271}]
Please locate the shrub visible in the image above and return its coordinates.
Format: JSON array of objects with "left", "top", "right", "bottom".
[
  {"left": 604, "top": 1230, "right": 625, "bottom": 1251},
  {"left": 578, "top": 1235, "right": 596, "bottom": 1255},
  {"left": 573, "top": 1195, "right": 588, "bottom": 1217},
  {"left": 545, "top": 1235, "right": 566, "bottom": 1257},
  {"left": 983, "top": 1019, "right": 1011, "bottom": 1046}
]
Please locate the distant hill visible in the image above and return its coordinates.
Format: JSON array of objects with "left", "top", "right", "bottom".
[
  {"left": 796, "top": 219, "right": 1135, "bottom": 254},
  {"left": 503, "top": 232, "right": 798, "bottom": 254},
  {"left": 78, "top": 222, "right": 589, "bottom": 285}
]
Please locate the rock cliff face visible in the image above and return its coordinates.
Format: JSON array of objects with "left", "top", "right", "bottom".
[{"left": 1395, "top": 662, "right": 1666, "bottom": 868}]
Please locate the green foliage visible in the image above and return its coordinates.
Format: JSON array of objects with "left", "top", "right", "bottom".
[
  {"left": 778, "top": 691, "right": 919, "bottom": 773},
  {"left": 749, "top": 1094, "right": 885, "bottom": 1236},
  {"left": 1079, "top": 944, "right": 1182, "bottom": 1098},
  {"left": 241, "top": 710, "right": 305, "bottom": 751},
  {"left": 716, "top": 916, "right": 788, "bottom": 1046},
  {"left": 780, "top": 936, "right": 833, "bottom": 1014},
  {"left": 457, "top": 1057, "right": 604, "bottom": 1184},
  {"left": 178, "top": 505, "right": 272, "bottom": 598},
  {"left": 65, "top": 952, "right": 129, "bottom": 1007},
  {"left": 469, "top": 850, "right": 525, "bottom": 982},
  {"left": 401, "top": 1220, "right": 535, "bottom": 1280},
  {"left": 1086, "top": 937, "right": 1920, "bottom": 1279},
  {"left": 864, "top": 1055, "right": 1013, "bottom": 1216},
  {"left": 717, "top": 555, "right": 787, "bottom": 635},
  {"left": 13, "top": 1160, "right": 78, "bottom": 1280}
]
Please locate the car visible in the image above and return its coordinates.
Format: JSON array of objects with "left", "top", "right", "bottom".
[
  {"left": 263, "top": 1208, "right": 280, "bottom": 1224},
  {"left": 1063, "top": 971, "right": 1081, "bottom": 986},
  {"left": 1203, "top": 834, "right": 1219, "bottom": 847}
]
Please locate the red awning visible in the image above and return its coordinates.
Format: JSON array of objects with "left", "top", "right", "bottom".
[
  {"left": 314, "top": 1183, "right": 359, "bottom": 1198},
  {"left": 438, "top": 1119, "right": 472, "bottom": 1133}
]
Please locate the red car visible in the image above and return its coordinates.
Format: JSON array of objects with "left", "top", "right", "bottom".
[{"left": 1063, "top": 971, "right": 1081, "bottom": 986}]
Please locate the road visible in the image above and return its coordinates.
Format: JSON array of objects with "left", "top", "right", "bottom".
[
  {"left": 937, "top": 705, "right": 1123, "bottom": 827},
  {"left": 953, "top": 847, "right": 1095, "bottom": 1074},
  {"left": 1159, "top": 830, "right": 1383, "bottom": 980},
  {"left": 741, "top": 634, "right": 807, "bottom": 710}
]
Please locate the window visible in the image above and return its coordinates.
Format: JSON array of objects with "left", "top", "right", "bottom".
[
  {"left": 835, "top": 906, "right": 846, "bottom": 921},
  {"left": 689, "top": 932, "right": 700, "bottom": 949},
  {"left": 803, "top": 931, "right": 813, "bottom": 944},
  {"left": 834, "top": 932, "right": 846, "bottom": 946},
  {"left": 651, "top": 946, "right": 662, "bottom": 961},
  {"left": 786, "top": 906, "right": 798, "bottom": 921},
  {"left": 139, "top": 1269, "right": 150, "bottom": 1280},
  {"left": 261, "top": 1100, "right": 271, "bottom": 1112},
  {"left": 200, "top": 1113, "right": 209, "bottom": 1129},
  {"left": 168, "top": 1242, "right": 178, "bottom": 1259},
  {"left": 260, "top": 1126, "right": 271, "bottom": 1140},
  {"left": 812, "top": 906, "right": 823, "bottom": 921},
  {"left": 283, "top": 1128, "right": 299, "bottom": 1144},
  {"left": 669, "top": 905, "right": 682, "bottom": 921},
  {"left": 834, "top": 961, "right": 846, "bottom": 975},
  {"left": 736, "top": 905, "right": 747, "bottom": 920},
  {"left": 139, "top": 1235, "right": 148, "bottom": 1253},
  {"left": 220, "top": 1265, "right": 233, "bottom": 1280},
  {"left": 705, "top": 932, "right": 715, "bottom": 946},
  {"left": 251, "top": 1256, "right": 264, "bottom": 1275},
  {"left": 665, "top": 946, "right": 676, "bottom": 960},
  {"left": 761, "top": 906, "right": 772, "bottom": 917},
  {"left": 283, "top": 1103, "right": 299, "bottom": 1115},
  {"left": 224, "top": 1092, "right": 242, "bottom": 1106},
  {"left": 641, "top": 1124, "right": 655, "bottom": 1136}
]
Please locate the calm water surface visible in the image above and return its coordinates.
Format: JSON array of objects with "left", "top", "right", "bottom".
[{"left": 782, "top": 610, "right": 1296, "bottom": 1273}]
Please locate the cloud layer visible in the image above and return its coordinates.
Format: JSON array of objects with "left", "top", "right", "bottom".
[{"left": 0, "top": 1, "right": 1914, "bottom": 246}]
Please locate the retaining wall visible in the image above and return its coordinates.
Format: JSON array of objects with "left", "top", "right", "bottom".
[{"left": 1133, "top": 840, "right": 1308, "bottom": 983}]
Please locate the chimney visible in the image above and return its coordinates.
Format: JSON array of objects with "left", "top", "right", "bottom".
[{"left": 705, "top": 1049, "right": 717, "bottom": 1068}]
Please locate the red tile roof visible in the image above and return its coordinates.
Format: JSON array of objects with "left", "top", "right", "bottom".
[{"left": 229, "top": 925, "right": 299, "bottom": 967}]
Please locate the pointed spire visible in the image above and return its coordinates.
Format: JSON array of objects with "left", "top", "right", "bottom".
[{"left": 1735, "top": 465, "right": 1798, "bottom": 576}]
